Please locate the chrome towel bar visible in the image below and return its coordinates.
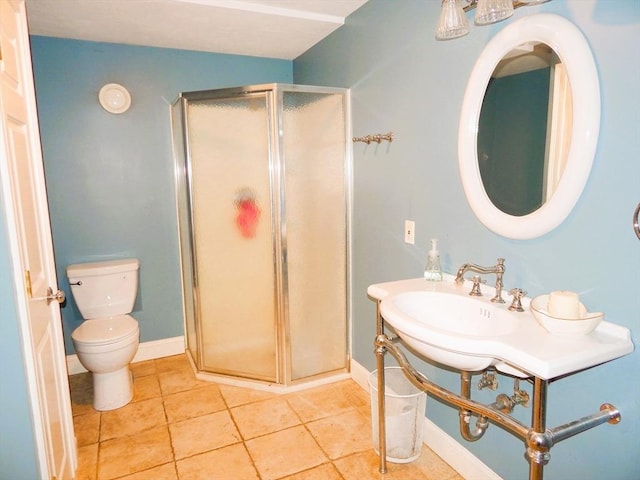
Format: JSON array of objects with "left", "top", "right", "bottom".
[{"left": 352, "top": 132, "right": 394, "bottom": 144}]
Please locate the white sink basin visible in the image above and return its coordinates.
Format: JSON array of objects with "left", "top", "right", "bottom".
[
  {"left": 389, "top": 291, "right": 518, "bottom": 337},
  {"left": 381, "top": 287, "right": 521, "bottom": 372},
  {"left": 370, "top": 277, "right": 634, "bottom": 379}
]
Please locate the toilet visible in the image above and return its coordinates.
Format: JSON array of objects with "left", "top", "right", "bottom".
[{"left": 67, "top": 258, "right": 140, "bottom": 411}]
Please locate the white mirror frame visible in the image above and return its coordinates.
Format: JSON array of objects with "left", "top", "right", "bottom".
[{"left": 458, "top": 14, "right": 600, "bottom": 239}]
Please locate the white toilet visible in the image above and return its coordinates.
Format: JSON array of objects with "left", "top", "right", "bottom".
[{"left": 67, "top": 258, "right": 140, "bottom": 411}]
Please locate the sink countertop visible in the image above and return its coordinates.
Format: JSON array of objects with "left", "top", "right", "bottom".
[{"left": 368, "top": 276, "right": 634, "bottom": 380}]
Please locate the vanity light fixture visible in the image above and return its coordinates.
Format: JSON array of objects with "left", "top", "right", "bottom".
[{"left": 435, "top": 0, "right": 551, "bottom": 41}]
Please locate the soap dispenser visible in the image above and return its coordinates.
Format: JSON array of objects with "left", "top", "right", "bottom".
[{"left": 424, "top": 238, "right": 443, "bottom": 282}]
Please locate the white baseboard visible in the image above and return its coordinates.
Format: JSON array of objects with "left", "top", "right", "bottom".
[
  {"left": 350, "top": 358, "right": 503, "bottom": 480},
  {"left": 66, "top": 336, "right": 185, "bottom": 375}
]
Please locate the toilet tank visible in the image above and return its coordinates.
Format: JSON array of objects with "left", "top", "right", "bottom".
[{"left": 67, "top": 258, "right": 140, "bottom": 319}]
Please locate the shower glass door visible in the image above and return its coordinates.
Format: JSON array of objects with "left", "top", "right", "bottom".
[
  {"left": 185, "top": 92, "right": 277, "bottom": 381},
  {"left": 173, "top": 84, "right": 349, "bottom": 386}
]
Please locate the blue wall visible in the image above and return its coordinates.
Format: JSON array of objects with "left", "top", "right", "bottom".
[
  {"left": 30, "top": 37, "right": 292, "bottom": 353},
  {"left": 294, "top": 1, "right": 639, "bottom": 479}
]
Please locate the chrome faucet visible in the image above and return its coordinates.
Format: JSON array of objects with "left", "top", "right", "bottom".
[{"left": 455, "top": 258, "right": 506, "bottom": 303}]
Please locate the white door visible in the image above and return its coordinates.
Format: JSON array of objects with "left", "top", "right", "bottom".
[{"left": 0, "top": 0, "right": 76, "bottom": 478}]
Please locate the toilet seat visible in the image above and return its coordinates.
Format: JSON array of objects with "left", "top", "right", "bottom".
[{"left": 72, "top": 315, "right": 139, "bottom": 347}]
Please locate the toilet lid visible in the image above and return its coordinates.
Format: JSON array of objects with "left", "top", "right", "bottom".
[{"left": 72, "top": 315, "right": 138, "bottom": 346}]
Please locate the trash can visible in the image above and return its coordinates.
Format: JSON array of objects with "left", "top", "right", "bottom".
[{"left": 369, "top": 366, "right": 426, "bottom": 463}]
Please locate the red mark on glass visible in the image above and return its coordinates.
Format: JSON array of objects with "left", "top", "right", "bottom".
[{"left": 235, "top": 190, "right": 261, "bottom": 238}]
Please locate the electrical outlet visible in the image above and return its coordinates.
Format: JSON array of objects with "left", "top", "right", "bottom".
[{"left": 404, "top": 220, "right": 415, "bottom": 244}]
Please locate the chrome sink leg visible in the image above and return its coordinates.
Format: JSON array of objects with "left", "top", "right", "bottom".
[
  {"left": 374, "top": 301, "right": 388, "bottom": 474},
  {"left": 527, "top": 377, "right": 549, "bottom": 480}
]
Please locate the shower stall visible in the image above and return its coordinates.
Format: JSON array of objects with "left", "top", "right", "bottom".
[{"left": 171, "top": 84, "right": 350, "bottom": 388}]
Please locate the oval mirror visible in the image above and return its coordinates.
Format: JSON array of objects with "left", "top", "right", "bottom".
[{"left": 458, "top": 14, "right": 600, "bottom": 239}]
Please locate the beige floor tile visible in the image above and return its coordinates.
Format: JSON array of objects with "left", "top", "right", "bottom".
[
  {"left": 131, "top": 359, "right": 157, "bottom": 378},
  {"left": 100, "top": 397, "right": 166, "bottom": 441},
  {"left": 69, "top": 372, "right": 95, "bottom": 416},
  {"left": 334, "top": 450, "right": 431, "bottom": 480},
  {"left": 74, "top": 410, "right": 101, "bottom": 446},
  {"left": 281, "top": 462, "right": 344, "bottom": 480},
  {"left": 245, "top": 425, "right": 328, "bottom": 480},
  {"left": 69, "top": 371, "right": 92, "bottom": 392},
  {"left": 75, "top": 443, "right": 98, "bottom": 480},
  {"left": 413, "top": 446, "right": 462, "bottom": 480},
  {"left": 71, "top": 399, "right": 96, "bottom": 417},
  {"left": 70, "top": 362, "right": 464, "bottom": 480},
  {"left": 155, "top": 354, "right": 191, "bottom": 373},
  {"left": 287, "top": 380, "right": 368, "bottom": 423},
  {"left": 133, "top": 374, "right": 162, "bottom": 402},
  {"left": 98, "top": 426, "right": 173, "bottom": 480},
  {"left": 169, "top": 410, "right": 241, "bottom": 460},
  {"left": 176, "top": 443, "right": 260, "bottom": 480},
  {"left": 158, "top": 367, "right": 207, "bottom": 395},
  {"left": 306, "top": 409, "right": 371, "bottom": 460},
  {"left": 164, "top": 383, "right": 226, "bottom": 423},
  {"left": 117, "top": 462, "right": 178, "bottom": 480},
  {"left": 231, "top": 397, "right": 301, "bottom": 439},
  {"left": 217, "top": 383, "right": 278, "bottom": 408}
]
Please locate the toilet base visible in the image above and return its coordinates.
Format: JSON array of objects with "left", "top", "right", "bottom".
[{"left": 92, "top": 366, "right": 134, "bottom": 411}]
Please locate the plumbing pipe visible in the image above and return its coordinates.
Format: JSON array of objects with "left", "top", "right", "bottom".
[
  {"left": 459, "top": 370, "right": 490, "bottom": 441},
  {"left": 490, "top": 393, "right": 517, "bottom": 414}
]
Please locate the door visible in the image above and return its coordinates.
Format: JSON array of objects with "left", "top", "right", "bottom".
[
  {"left": 0, "top": 0, "right": 76, "bottom": 478},
  {"left": 184, "top": 92, "right": 279, "bottom": 382}
]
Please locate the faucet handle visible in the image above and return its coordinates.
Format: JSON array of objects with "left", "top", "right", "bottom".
[
  {"left": 508, "top": 288, "right": 527, "bottom": 312},
  {"left": 469, "top": 276, "right": 485, "bottom": 296}
]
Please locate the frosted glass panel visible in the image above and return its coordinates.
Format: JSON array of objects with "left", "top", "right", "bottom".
[
  {"left": 282, "top": 92, "right": 348, "bottom": 380},
  {"left": 187, "top": 94, "right": 277, "bottom": 381}
]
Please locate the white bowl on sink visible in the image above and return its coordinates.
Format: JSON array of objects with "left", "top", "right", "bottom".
[{"left": 530, "top": 295, "right": 603, "bottom": 336}]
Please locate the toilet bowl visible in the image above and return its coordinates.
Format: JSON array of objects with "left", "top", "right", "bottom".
[
  {"left": 67, "top": 259, "right": 141, "bottom": 411},
  {"left": 72, "top": 315, "right": 139, "bottom": 410}
]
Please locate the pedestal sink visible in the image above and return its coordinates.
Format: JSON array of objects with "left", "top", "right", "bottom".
[
  {"left": 369, "top": 275, "right": 634, "bottom": 480},
  {"left": 369, "top": 276, "right": 633, "bottom": 379}
]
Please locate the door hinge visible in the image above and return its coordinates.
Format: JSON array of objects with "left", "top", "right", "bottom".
[{"left": 25, "top": 270, "right": 32, "bottom": 298}]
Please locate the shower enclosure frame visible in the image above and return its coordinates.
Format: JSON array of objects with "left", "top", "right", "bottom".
[{"left": 171, "top": 83, "right": 353, "bottom": 389}]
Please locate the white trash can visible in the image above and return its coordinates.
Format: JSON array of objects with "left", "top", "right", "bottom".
[{"left": 369, "top": 366, "right": 426, "bottom": 463}]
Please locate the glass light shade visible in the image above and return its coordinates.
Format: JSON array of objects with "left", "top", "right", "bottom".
[
  {"left": 475, "top": 0, "right": 514, "bottom": 25},
  {"left": 435, "top": 0, "right": 470, "bottom": 40}
]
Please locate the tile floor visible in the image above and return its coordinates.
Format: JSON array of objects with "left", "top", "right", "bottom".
[{"left": 70, "top": 354, "right": 464, "bottom": 480}]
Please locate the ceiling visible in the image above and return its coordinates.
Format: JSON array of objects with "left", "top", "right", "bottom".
[{"left": 25, "top": 0, "right": 368, "bottom": 60}]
